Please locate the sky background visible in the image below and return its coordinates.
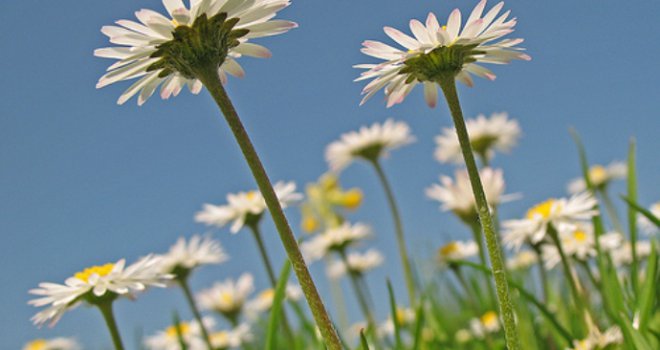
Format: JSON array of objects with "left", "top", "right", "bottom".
[{"left": 1, "top": 0, "right": 659, "bottom": 348}]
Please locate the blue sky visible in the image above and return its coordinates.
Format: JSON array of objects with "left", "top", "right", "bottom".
[{"left": 1, "top": 0, "right": 659, "bottom": 347}]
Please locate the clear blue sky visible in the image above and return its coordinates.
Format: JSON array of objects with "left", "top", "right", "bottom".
[{"left": 1, "top": 0, "right": 659, "bottom": 347}]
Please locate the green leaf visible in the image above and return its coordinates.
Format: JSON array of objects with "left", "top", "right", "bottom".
[
  {"left": 387, "top": 279, "right": 403, "bottom": 350},
  {"left": 627, "top": 138, "right": 640, "bottom": 293},
  {"left": 637, "top": 241, "right": 658, "bottom": 331},
  {"left": 621, "top": 196, "right": 660, "bottom": 228},
  {"left": 265, "top": 260, "right": 292, "bottom": 350},
  {"left": 619, "top": 312, "right": 655, "bottom": 350},
  {"left": 411, "top": 298, "right": 425, "bottom": 350},
  {"left": 359, "top": 329, "right": 371, "bottom": 350}
]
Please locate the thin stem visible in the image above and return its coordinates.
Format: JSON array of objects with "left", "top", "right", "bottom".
[
  {"left": 531, "top": 243, "right": 550, "bottom": 303},
  {"left": 195, "top": 65, "right": 341, "bottom": 350},
  {"left": 178, "top": 277, "right": 214, "bottom": 350},
  {"left": 469, "top": 221, "right": 496, "bottom": 304},
  {"left": 97, "top": 302, "right": 125, "bottom": 350},
  {"left": 578, "top": 260, "right": 600, "bottom": 289},
  {"left": 438, "top": 78, "right": 519, "bottom": 350},
  {"left": 599, "top": 188, "right": 624, "bottom": 234},
  {"left": 369, "top": 159, "right": 417, "bottom": 306},
  {"left": 338, "top": 250, "right": 376, "bottom": 332}
]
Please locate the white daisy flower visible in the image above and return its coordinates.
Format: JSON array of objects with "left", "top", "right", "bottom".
[
  {"left": 145, "top": 317, "right": 216, "bottom": 350},
  {"left": 568, "top": 326, "right": 623, "bottom": 350},
  {"left": 469, "top": 311, "right": 500, "bottom": 338},
  {"left": 301, "top": 222, "right": 372, "bottom": 262},
  {"left": 541, "top": 224, "right": 595, "bottom": 269},
  {"left": 435, "top": 112, "right": 520, "bottom": 164},
  {"left": 326, "top": 249, "right": 384, "bottom": 279},
  {"left": 195, "top": 181, "right": 302, "bottom": 233},
  {"left": 244, "top": 284, "right": 302, "bottom": 318},
  {"left": 610, "top": 241, "right": 652, "bottom": 267},
  {"left": 378, "top": 307, "right": 416, "bottom": 337},
  {"left": 638, "top": 201, "right": 660, "bottom": 235},
  {"left": 567, "top": 161, "right": 627, "bottom": 194},
  {"left": 426, "top": 167, "right": 515, "bottom": 222},
  {"left": 437, "top": 240, "right": 479, "bottom": 265},
  {"left": 210, "top": 323, "right": 253, "bottom": 349},
  {"left": 502, "top": 192, "right": 598, "bottom": 251},
  {"left": 197, "top": 273, "right": 254, "bottom": 319},
  {"left": 506, "top": 250, "right": 538, "bottom": 270},
  {"left": 355, "top": 0, "right": 529, "bottom": 108},
  {"left": 95, "top": 0, "right": 296, "bottom": 105},
  {"left": 23, "top": 338, "right": 81, "bottom": 350},
  {"left": 325, "top": 119, "right": 415, "bottom": 172},
  {"left": 158, "top": 234, "right": 228, "bottom": 277},
  {"left": 29, "top": 255, "right": 171, "bottom": 326}
]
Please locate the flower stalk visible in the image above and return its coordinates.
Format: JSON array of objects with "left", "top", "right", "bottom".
[
  {"left": 195, "top": 64, "right": 341, "bottom": 350},
  {"left": 438, "top": 77, "right": 519, "bottom": 350},
  {"left": 177, "top": 276, "right": 214, "bottom": 350},
  {"left": 338, "top": 249, "right": 376, "bottom": 332},
  {"left": 96, "top": 301, "right": 125, "bottom": 350}
]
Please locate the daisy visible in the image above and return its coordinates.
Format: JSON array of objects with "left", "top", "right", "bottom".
[
  {"left": 469, "top": 311, "right": 500, "bottom": 338},
  {"left": 541, "top": 224, "right": 596, "bottom": 269},
  {"left": 244, "top": 284, "right": 302, "bottom": 317},
  {"left": 29, "top": 255, "right": 171, "bottom": 326},
  {"left": 145, "top": 317, "right": 216, "bottom": 350},
  {"left": 326, "top": 249, "right": 384, "bottom": 279},
  {"left": 23, "top": 338, "right": 81, "bottom": 350},
  {"left": 567, "top": 161, "right": 627, "bottom": 194},
  {"left": 437, "top": 240, "right": 479, "bottom": 265},
  {"left": 210, "top": 323, "right": 253, "bottom": 349},
  {"left": 435, "top": 112, "right": 521, "bottom": 164},
  {"left": 197, "top": 273, "right": 254, "bottom": 321},
  {"left": 567, "top": 326, "right": 623, "bottom": 350},
  {"left": 426, "top": 167, "right": 514, "bottom": 223},
  {"left": 378, "top": 307, "right": 416, "bottom": 337},
  {"left": 300, "top": 173, "right": 363, "bottom": 233},
  {"left": 95, "top": 0, "right": 297, "bottom": 105},
  {"left": 301, "top": 222, "right": 372, "bottom": 262},
  {"left": 610, "top": 241, "right": 652, "bottom": 267},
  {"left": 501, "top": 192, "right": 598, "bottom": 251},
  {"left": 355, "top": 0, "right": 529, "bottom": 108},
  {"left": 325, "top": 119, "right": 415, "bottom": 172},
  {"left": 195, "top": 181, "right": 302, "bottom": 233},
  {"left": 506, "top": 250, "right": 538, "bottom": 270},
  {"left": 638, "top": 201, "right": 660, "bottom": 235},
  {"left": 158, "top": 234, "right": 228, "bottom": 278}
]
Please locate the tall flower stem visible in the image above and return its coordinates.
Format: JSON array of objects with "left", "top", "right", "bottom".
[
  {"left": 195, "top": 65, "right": 341, "bottom": 350},
  {"left": 97, "top": 302, "right": 125, "bottom": 350},
  {"left": 368, "top": 158, "right": 417, "bottom": 306},
  {"left": 531, "top": 243, "right": 550, "bottom": 303},
  {"left": 338, "top": 250, "right": 376, "bottom": 331},
  {"left": 438, "top": 78, "right": 519, "bottom": 350},
  {"left": 598, "top": 188, "right": 624, "bottom": 234},
  {"left": 177, "top": 277, "right": 214, "bottom": 350}
]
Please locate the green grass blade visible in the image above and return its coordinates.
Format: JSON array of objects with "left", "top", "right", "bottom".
[
  {"left": 411, "top": 297, "right": 425, "bottom": 350},
  {"left": 619, "top": 312, "right": 655, "bottom": 350},
  {"left": 627, "top": 138, "right": 640, "bottom": 293},
  {"left": 386, "top": 279, "right": 403, "bottom": 350},
  {"left": 359, "top": 329, "right": 371, "bottom": 350},
  {"left": 637, "top": 241, "right": 658, "bottom": 331},
  {"left": 265, "top": 260, "right": 292, "bottom": 350},
  {"left": 621, "top": 196, "right": 660, "bottom": 228}
]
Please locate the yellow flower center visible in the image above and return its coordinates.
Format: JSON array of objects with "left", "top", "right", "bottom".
[
  {"left": 395, "top": 308, "right": 408, "bottom": 325},
  {"left": 480, "top": 311, "right": 498, "bottom": 328},
  {"left": 302, "top": 216, "right": 319, "bottom": 233},
  {"left": 441, "top": 25, "right": 447, "bottom": 31},
  {"left": 526, "top": 199, "right": 557, "bottom": 220},
  {"left": 439, "top": 242, "right": 459, "bottom": 257},
  {"left": 24, "top": 340, "right": 47, "bottom": 350},
  {"left": 246, "top": 191, "right": 258, "bottom": 200},
  {"left": 260, "top": 289, "right": 275, "bottom": 302},
  {"left": 166, "top": 323, "right": 190, "bottom": 338},
  {"left": 573, "top": 230, "right": 588, "bottom": 242},
  {"left": 588, "top": 165, "right": 608, "bottom": 185},
  {"left": 211, "top": 331, "right": 229, "bottom": 345},
  {"left": 220, "top": 292, "right": 234, "bottom": 305},
  {"left": 340, "top": 189, "right": 363, "bottom": 210},
  {"left": 74, "top": 263, "right": 115, "bottom": 283}
]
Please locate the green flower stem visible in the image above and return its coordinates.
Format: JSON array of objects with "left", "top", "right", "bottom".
[
  {"left": 451, "top": 265, "right": 478, "bottom": 311},
  {"left": 178, "top": 277, "right": 214, "bottom": 350},
  {"left": 368, "top": 158, "right": 417, "bottom": 306},
  {"left": 530, "top": 243, "right": 550, "bottom": 303},
  {"left": 97, "top": 302, "right": 125, "bottom": 350},
  {"left": 338, "top": 250, "right": 376, "bottom": 331},
  {"left": 195, "top": 65, "right": 341, "bottom": 350},
  {"left": 598, "top": 188, "right": 624, "bottom": 235},
  {"left": 246, "top": 222, "right": 295, "bottom": 345},
  {"left": 469, "top": 221, "right": 496, "bottom": 304},
  {"left": 438, "top": 78, "right": 519, "bottom": 350}
]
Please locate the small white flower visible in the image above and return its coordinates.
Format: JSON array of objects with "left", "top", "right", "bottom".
[
  {"left": 29, "top": 255, "right": 171, "bottom": 326},
  {"left": 638, "top": 201, "right": 660, "bottom": 235},
  {"left": 210, "top": 323, "right": 253, "bottom": 349},
  {"left": 195, "top": 181, "right": 302, "bottom": 233},
  {"left": 567, "top": 161, "right": 627, "bottom": 194},
  {"left": 469, "top": 311, "right": 500, "bottom": 338},
  {"left": 435, "top": 112, "right": 521, "bottom": 164},
  {"left": 326, "top": 249, "right": 384, "bottom": 279},
  {"left": 158, "top": 235, "right": 228, "bottom": 276},
  {"left": 325, "top": 119, "right": 415, "bottom": 172},
  {"left": 567, "top": 325, "right": 623, "bottom": 350},
  {"left": 378, "top": 307, "right": 416, "bottom": 337},
  {"left": 506, "top": 250, "right": 538, "bottom": 270},
  {"left": 502, "top": 192, "right": 598, "bottom": 251},
  {"left": 609, "top": 241, "right": 652, "bottom": 267},
  {"left": 95, "top": 0, "right": 297, "bottom": 105},
  {"left": 426, "top": 167, "right": 515, "bottom": 222},
  {"left": 145, "top": 317, "right": 216, "bottom": 350},
  {"left": 356, "top": 0, "right": 529, "bottom": 107},
  {"left": 244, "top": 284, "right": 302, "bottom": 318},
  {"left": 301, "top": 222, "right": 372, "bottom": 262},
  {"left": 197, "top": 273, "right": 254, "bottom": 317},
  {"left": 541, "top": 224, "right": 595, "bottom": 269},
  {"left": 23, "top": 338, "right": 81, "bottom": 350},
  {"left": 437, "top": 240, "right": 479, "bottom": 264},
  {"left": 598, "top": 232, "right": 625, "bottom": 253}
]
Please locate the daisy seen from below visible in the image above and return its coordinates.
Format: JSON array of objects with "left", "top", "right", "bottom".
[
  {"left": 567, "top": 161, "right": 627, "bottom": 194},
  {"left": 469, "top": 311, "right": 501, "bottom": 338},
  {"left": 355, "top": 0, "right": 529, "bottom": 108},
  {"left": 244, "top": 284, "right": 302, "bottom": 318},
  {"left": 23, "top": 338, "right": 81, "bottom": 350},
  {"left": 144, "top": 317, "right": 216, "bottom": 350},
  {"left": 209, "top": 323, "right": 253, "bottom": 349},
  {"left": 378, "top": 307, "right": 416, "bottom": 338},
  {"left": 541, "top": 223, "right": 596, "bottom": 269},
  {"left": 437, "top": 240, "right": 479, "bottom": 265},
  {"left": 506, "top": 250, "right": 537, "bottom": 270},
  {"left": 95, "top": 0, "right": 297, "bottom": 105},
  {"left": 326, "top": 249, "right": 384, "bottom": 279},
  {"left": 197, "top": 273, "right": 254, "bottom": 324},
  {"left": 435, "top": 112, "right": 521, "bottom": 164},
  {"left": 299, "top": 173, "right": 364, "bottom": 234},
  {"left": 325, "top": 119, "right": 414, "bottom": 173},
  {"left": 195, "top": 181, "right": 302, "bottom": 234},
  {"left": 301, "top": 222, "right": 372, "bottom": 262},
  {"left": 502, "top": 192, "right": 598, "bottom": 251}
]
